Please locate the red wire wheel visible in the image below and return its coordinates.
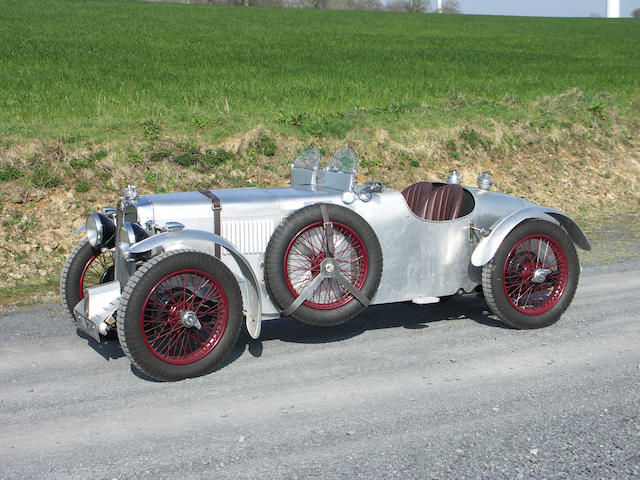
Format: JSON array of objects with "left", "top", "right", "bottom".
[
  {"left": 140, "top": 269, "right": 229, "bottom": 365},
  {"left": 502, "top": 234, "right": 568, "bottom": 315},
  {"left": 60, "top": 239, "right": 115, "bottom": 325},
  {"left": 482, "top": 220, "right": 579, "bottom": 329},
  {"left": 283, "top": 221, "right": 368, "bottom": 310},
  {"left": 265, "top": 204, "right": 382, "bottom": 327},
  {"left": 78, "top": 251, "right": 115, "bottom": 298},
  {"left": 118, "top": 250, "right": 243, "bottom": 381}
]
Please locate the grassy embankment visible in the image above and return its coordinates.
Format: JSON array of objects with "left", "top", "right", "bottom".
[{"left": 1, "top": 0, "right": 639, "bottom": 304}]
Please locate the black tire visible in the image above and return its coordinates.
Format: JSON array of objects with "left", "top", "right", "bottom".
[
  {"left": 60, "top": 239, "right": 115, "bottom": 325},
  {"left": 482, "top": 220, "right": 579, "bottom": 329},
  {"left": 264, "top": 204, "right": 383, "bottom": 327},
  {"left": 117, "top": 250, "right": 242, "bottom": 381}
]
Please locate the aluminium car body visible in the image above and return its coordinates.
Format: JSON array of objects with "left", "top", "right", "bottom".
[{"left": 61, "top": 147, "right": 590, "bottom": 381}]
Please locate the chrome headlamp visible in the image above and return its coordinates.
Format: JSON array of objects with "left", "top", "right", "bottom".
[
  {"left": 86, "top": 212, "right": 116, "bottom": 248},
  {"left": 119, "top": 222, "right": 149, "bottom": 260}
]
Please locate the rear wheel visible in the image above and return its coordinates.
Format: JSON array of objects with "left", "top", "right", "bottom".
[
  {"left": 482, "top": 220, "right": 579, "bottom": 329},
  {"left": 60, "top": 239, "right": 114, "bottom": 325},
  {"left": 117, "top": 250, "right": 242, "bottom": 381}
]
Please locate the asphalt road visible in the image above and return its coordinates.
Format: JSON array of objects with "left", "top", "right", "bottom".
[{"left": 2, "top": 258, "right": 639, "bottom": 479}]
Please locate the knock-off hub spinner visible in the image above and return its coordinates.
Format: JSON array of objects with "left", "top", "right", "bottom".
[
  {"left": 180, "top": 310, "right": 202, "bottom": 329},
  {"left": 531, "top": 268, "right": 553, "bottom": 284}
]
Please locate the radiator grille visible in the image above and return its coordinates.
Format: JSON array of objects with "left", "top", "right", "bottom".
[
  {"left": 115, "top": 207, "right": 128, "bottom": 289},
  {"left": 115, "top": 202, "right": 136, "bottom": 290},
  {"left": 221, "top": 219, "right": 275, "bottom": 255}
]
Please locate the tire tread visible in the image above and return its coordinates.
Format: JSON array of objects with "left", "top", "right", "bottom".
[{"left": 59, "top": 239, "right": 93, "bottom": 325}]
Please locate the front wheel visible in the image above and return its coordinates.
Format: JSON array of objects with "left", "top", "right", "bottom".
[
  {"left": 60, "top": 239, "right": 115, "bottom": 325},
  {"left": 482, "top": 220, "right": 579, "bottom": 329},
  {"left": 117, "top": 250, "right": 243, "bottom": 381}
]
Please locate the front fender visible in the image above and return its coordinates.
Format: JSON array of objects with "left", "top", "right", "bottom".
[
  {"left": 471, "top": 207, "right": 591, "bottom": 267},
  {"left": 129, "top": 230, "right": 263, "bottom": 339}
]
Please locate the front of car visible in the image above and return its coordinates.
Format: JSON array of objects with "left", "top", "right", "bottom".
[
  {"left": 62, "top": 175, "right": 348, "bottom": 345},
  {"left": 62, "top": 152, "right": 362, "bottom": 382}
]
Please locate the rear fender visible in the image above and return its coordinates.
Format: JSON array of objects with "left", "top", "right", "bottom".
[
  {"left": 129, "top": 230, "right": 262, "bottom": 339},
  {"left": 471, "top": 207, "right": 591, "bottom": 267}
]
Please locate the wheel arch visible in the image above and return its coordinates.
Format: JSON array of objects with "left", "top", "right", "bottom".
[
  {"left": 128, "top": 230, "right": 262, "bottom": 338},
  {"left": 471, "top": 207, "right": 591, "bottom": 267}
]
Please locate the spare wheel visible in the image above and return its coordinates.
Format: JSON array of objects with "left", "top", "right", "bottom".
[{"left": 264, "top": 204, "right": 383, "bottom": 326}]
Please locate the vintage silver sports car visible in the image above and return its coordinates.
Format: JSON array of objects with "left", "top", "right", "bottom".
[{"left": 61, "top": 147, "right": 591, "bottom": 381}]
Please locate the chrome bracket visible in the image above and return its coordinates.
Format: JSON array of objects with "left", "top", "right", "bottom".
[{"left": 469, "top": 221, "right": 491, "bottom": 243}]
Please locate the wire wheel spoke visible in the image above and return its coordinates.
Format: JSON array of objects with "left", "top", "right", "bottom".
[
  {"left": 141, "top": 270, "right": 228, "bottom": 365},
  {"left": 79, "top": 252, "right": 115, "bottom": 296},
  {"left": 284, "top": 221, "right": 368, "bottom": 310},
  {"left": 503, "top": 234, "right": 568, "bottom": 315}
]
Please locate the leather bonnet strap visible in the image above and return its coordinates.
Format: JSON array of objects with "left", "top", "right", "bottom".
[{"left": 199, "top": 190, "right": 222, "bottom": 258}]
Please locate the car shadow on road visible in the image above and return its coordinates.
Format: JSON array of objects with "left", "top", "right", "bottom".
[
  {"left": 77, "top": 323, "right": 249, "bottom": 381},
  {"left": 77, "top": 329, "right": 125, "bottom": 360},
  {"left": 80, "top": 329, "right": 168, "bottom": 382},
  {"left": 77, "top": 297, "right": 509, "bottom": 376},
  {"left": 241, "top": 296, "right": 510, "bottom": 357}
]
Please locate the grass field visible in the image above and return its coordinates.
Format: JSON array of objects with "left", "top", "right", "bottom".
[{"left": 1, "top": 0, "right": 639, "bottom": 141}]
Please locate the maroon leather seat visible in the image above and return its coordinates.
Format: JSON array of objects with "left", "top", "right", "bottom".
[
  {"left": 422, "top": 183, "right": 464, "bottom": 221},
  {"left": 402, "top": 182, "right": 464, "bottom": 221},
  {"left": 401, "top": 182, "right": 433, "bottom": 217}
]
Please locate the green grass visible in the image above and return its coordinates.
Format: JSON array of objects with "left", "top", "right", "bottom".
[{"left": 1, "top": 0, "right": 639, "bottom": 141}]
